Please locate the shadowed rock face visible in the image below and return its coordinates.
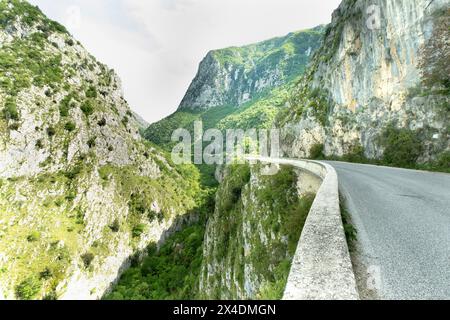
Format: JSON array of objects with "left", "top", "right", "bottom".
[{"left": 279, "top": 0, "right": 449, "bottom": 161}]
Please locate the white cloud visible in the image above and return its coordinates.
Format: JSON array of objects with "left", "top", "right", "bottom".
[{"left": 29, "top": 0, "right": 341, "bottom": 123}]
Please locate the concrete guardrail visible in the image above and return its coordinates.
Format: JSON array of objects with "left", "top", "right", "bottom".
[{"left": 247, "top": 157, "right": 359, "bottom": 300}]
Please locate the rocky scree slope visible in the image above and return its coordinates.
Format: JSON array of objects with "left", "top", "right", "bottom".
[
  {"left": 0, "top": 0, "right": 202, "bottom": 300},
  {"left": 277, "top": 0, "right": 450, "bottom": 162}
]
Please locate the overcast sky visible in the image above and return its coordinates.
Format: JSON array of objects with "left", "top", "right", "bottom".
[{"left": 29, "top": 0, "right": 342, "bottom": 124}]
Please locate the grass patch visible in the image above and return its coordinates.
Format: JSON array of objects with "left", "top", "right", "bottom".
[{"left": 339, "top": 195, "right": 357, "bottom": 251}]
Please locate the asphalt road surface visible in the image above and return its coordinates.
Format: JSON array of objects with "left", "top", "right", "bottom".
[{"left": 326, "top": 161, "right": 450, "bottom": 300}]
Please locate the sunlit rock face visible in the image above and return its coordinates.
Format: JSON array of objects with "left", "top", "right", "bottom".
[
  {"left": 280, "top": 0, "right": 449, "bottom": 161},
  {"left": 178, "top": 26, "right": 325, "bottom": 111}
]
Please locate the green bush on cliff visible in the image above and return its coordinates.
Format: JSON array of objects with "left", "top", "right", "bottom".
[
  {"left": 64, "top": 121, "right": 76, "bottom": 132},
  {"left": 435, "top": 151, "right": 450, "bottom": 169},
  {"left": 81, "top": 252, "right": 94, "bottom": 268},
  {"left": 15, "top": 276, "right": 42, "bottom": 300},
  {"left": 309, "top": 143, "right": 324, "bottom": 159},
  {"left": 85, "top": 86, "right": 97, "bottom": 99},
  {"left": 2, "top": 98, "right": 19, "bottom": 121},
  {"left": 80, "top": 101, "right": 94, "bottom": 116},
  {"left": 252, "top": 166, "right": 315, "bottom": 299},
  {"left": 219, "top": 164, "right": 251, "bottom": 212},
  {"left": 380, "top": 125, "right": 423, "bottom": 167},
  {"left": 342, "top": 144, "right": 366, "bottom": 163}
]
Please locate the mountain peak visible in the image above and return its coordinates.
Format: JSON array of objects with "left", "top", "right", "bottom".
[{"left": 178, "top": 26, "right": 324, "bottom": 111}]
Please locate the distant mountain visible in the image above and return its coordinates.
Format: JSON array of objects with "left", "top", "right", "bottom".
[{"left": 144, "top": 26, "right": 325, "bottom": 147}]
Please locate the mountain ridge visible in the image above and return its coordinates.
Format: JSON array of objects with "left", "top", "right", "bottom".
[
  {"left": 178, "top": 25, "right": 325, "bottom": 111},
  {"left": 145, "top": 26, "right": 325, "bottom": 148}
]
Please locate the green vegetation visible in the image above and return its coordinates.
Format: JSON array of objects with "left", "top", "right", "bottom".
[
  {"left": 144, "top": 111, "right": 198, "bottom": 148},
  {"left": 131, "top": 224, "right": 146, "bottom": 238},
  {"left": 97, "top": 118, "right": 106, "bottom": 127},
  {"left": 105, "top": 185, "right": 215, "bottom": 300},
  {"left": 418, "top": 8, "right": 450, "bottom": 96},
  {"left": 309, "top": 143, "right": 325, "bottom": 160},
  {"left": 339, "top": 196, "right": 357, "bottom": 251},
  {"left": 80, "top": 101, "right": 94, "bottom": 116},
  {"left": 218, "top": 164, "right": 251, "bottom": 213},
  {"left": 97, "top": 158, "right": 204, "bottom": 243},
  {"left": 105, "top": 224, "right": 206, "bottom": 300},
  {"left": 434, "top": 151, "right": 450, "bottom": 169},
  {"left": 85, "top": 86, "right": 97, "bottom": 98},
  {"left": 212, "top": 25, "right": 324, "bottom": 81},
  {"left": 26, "top": 231, "right": 40, "bottom": 242},
  {"left": 35, "top": 139, "right": 44, "bottom": 149},
  {"left": 308, "top": 127, "right": 449, "bottom": 173},
  {"left": 109, "top": 219, "right": 120, "bottom": 232},
  {"left": 87, "top": 137, "right": 96, "bottom": 148},
  {"left": 341, "top": 144, "right": 366, "bottom": 164},
  {"left": 81, "top": 252, "right": 94, "bottom": 268},
  {"left": 217, "top": 87, "right": 290, "bottom": 130},
  {"left": 2, "top": 98, "right": 19, "bottom": 121},
  {"left": 257, "top": 260, "right": 291, "bottom": 300},
  {"left": 59, "top": 93, "right": 77, "bottom": 117},
  {"left": 0, "top": 30, "right": 64, "bottom": 96},
  {"left": 201, "top": 164, "right": 315, "bottom": 300},
  {"left": 15, "top": 276, "right": 42, "bottom": 300},
  {"left": 46, "top": 126, "right": 56, "bottom": 137},
  {"left": 39, "top": 267, "right": 53, "bottom": 280},
  {"left": 379, "top": 125, "right": 423, "bottom": 168},
  {"left": 277, "top": 85, "right": 330, "bottom": 127},
  {"left": 0, "top": 0, "right": 68, "bottom": 34},
  {"left": 64, "top": 121, "right": 76, "bottom": 132}
]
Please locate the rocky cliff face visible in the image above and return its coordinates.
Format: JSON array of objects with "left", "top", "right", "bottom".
[
  {"left": 199, "top": 164, "right": 317, "bottom": 299},
  {"left": 278, "top": 0, "right": 449, "bottom": 161},
  {"left": 179, "top": 26, "right": 324, "bottom": 111},
  {"left": 145, "top": 27, "right": 324, "bottom": 147},
  {"left": 0, "top": 0, "right": 201, "bottom": 300}
]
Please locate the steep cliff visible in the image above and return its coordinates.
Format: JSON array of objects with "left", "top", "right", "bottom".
[
  {"left": 179, "top": 26, "right": 324, "bottom": 111},
  {"left": 145, "top": 27, "right": 324, "bottom": 147},
  {"left": 199, "top": 164, "right": 317, "bottom": 299},
  {"left": 0, "top": 0, "right": 202, "bottom": 300},
  {"left": 278, "top": 0, "right": 449, "bottom": 162}
]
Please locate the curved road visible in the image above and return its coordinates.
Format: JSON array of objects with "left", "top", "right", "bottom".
[{"left": 326, "top": 161, "right": 450, "bottom": 300}]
